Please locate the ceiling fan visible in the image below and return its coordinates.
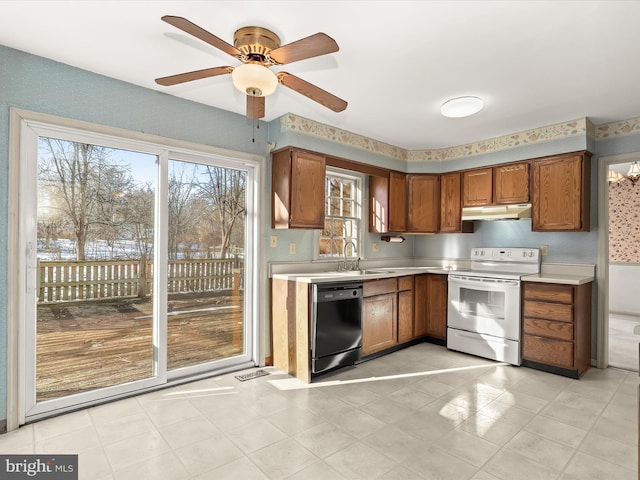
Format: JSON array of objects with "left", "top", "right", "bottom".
[{"left": 155, "top": 15, "right": 348, "bottom": 119}]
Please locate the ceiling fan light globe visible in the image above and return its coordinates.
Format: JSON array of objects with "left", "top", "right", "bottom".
[
  {"left": 231, "top": 63, "right": 278, "bottom": 97},
  {"left": 441, "top": 96, "right": 483, "bottom": 118}
]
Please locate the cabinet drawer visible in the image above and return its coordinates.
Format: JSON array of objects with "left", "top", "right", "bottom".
[
  {"left": 523, "top": 300, "right": 573, "bottom": 323},
  {"left": 523, "top": 335, "right": 574, "bottom": 369},
  {"left": 364, "top": 278, "right": 398, "bottom": 297},
  {"left": 398, "top": 276, "right": 414, "bottom": 291},
  {"left": 523, "top": 283, "right": 573, "bottom": 304},
  {"left": 523, "top": 318, "right": 574, "bottom": 341}
]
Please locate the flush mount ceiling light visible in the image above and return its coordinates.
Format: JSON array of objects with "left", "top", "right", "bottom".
[
  {"left": 231, "top": 63, "right": 278, "bottom": 97},
  {"left": 440, "top": 96, "right": 484, "bottom": 118}
]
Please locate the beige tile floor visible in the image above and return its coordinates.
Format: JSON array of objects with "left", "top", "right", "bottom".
[{"left": 1, "top": 343, "right": 638, "bottom": 479}]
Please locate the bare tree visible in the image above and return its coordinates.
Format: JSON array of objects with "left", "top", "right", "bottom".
[
  {"left": 199, "top": 166, "right": 246, "bottom": 259},
  {"left": 38, "top": 138, "right": 133, "bottom": 260},
  {"left": 167, "top": 163, "right": 202, "bottom": 259}
]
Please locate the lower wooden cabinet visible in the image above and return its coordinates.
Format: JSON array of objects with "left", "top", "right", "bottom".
[
  {"left": 522, "top": 281, "right": 592, "bottom": 378},
  {"left": 414, "top": 274, "right": 448, "bottom": 342},
  {"left": 363, "top": 278, "right": 398, "bottom": 356}
]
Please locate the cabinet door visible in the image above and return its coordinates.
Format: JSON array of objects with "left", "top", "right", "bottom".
[
  {"left": 289, "top": 150, "right": 326, "bottom": 229},
  {"left": 425, "top": 274, "right": 447, "bottom": 339},
  {"left": 439, "top": 172, "right": 463, "bottom": 233},
  {"left": 494, "top": 163, "right": 529, "bottom": 204},
  {"left": 407, "top": 174, "right": 439, "bottom": 233},
  {"left": 397, "top": 277, "right": 414, "bottom": 344},
  {"left": 463, "top": 168, "right": 493, "bottom": 206},
  {"left": 362, "top": 293, "right": 397, "bottom": 356},
  {"left": 532, "top": 153, "right": 590, "bottom": 231},
  {"left": 369, "top": 175, "right": 389, "bottom": 233},
  {"left": 388, "top": 171, "right": 407, "bottom": 232}
]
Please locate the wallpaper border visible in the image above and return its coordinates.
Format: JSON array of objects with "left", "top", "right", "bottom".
[{"left": 280, "top": 113, "right": 640, "bottom": 162}]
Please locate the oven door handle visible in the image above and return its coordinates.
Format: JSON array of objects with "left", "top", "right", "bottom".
[{"left": 448, "top": 274, "right": 519, "bottom": 287}]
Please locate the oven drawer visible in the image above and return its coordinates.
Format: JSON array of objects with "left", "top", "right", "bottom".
[
  {"left": 523, "top": 318, "right": 574, "bottom": 341},
  {"left": 523, "top": 300, "right": 573, "bottom": 323},
  {"left": 523, "top": 335, "right": 574, "bottom": 369},
  {"left": 447, "top": 328, "right": 521, "bottom": 365},
  {"left": 523, "top": 283, "right": 573, "bottom": 304}
]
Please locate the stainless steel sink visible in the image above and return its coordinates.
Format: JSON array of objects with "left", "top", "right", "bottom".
[{"left": 341, "top": 269, "right": 394, "bottom": 275}]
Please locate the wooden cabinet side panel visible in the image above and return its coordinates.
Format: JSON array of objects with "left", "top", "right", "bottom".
[
  {"left": 271, "top": 151, "right": 292, "bottom": 229},
  {"left": 389, "top": 171, "right": 407, "bottom": 232},
  {"left": 425, "top": 274, "right": 448, "bottom": 339},
  {"left": 532, "top": 154, "right": 584, "bottom": 231},
  {"left": 363, "top": 293, "right": 398, "bottom": 356},
  {"left": 494, "top": 162, "right": 530, "bottom": 204},
  {"left": 463, "top": 168, "right": 493, "bottom": 206},
  {"left": 413, "top": 275, "right": 428, "bottom": 338},
  {"left": 271, "top": 279, "right": 311, "bottom": 382},
  {"left": 398, "top": 288, "right": 414, "bottom": 344},
  {"left": 290, "top": 151, "right": 326, "bottom": 229},
  {"left": 440, "top": 172, "right": 462, "bottom": 233},
  {"left": 574, "top": 282, "right": 592, "bottom": 375},
  {"left": 369, "top": 175, "right": 389, "bottom": 233},
  {"left": 407, "top": 174, "right": 440, "bottom": 233}
]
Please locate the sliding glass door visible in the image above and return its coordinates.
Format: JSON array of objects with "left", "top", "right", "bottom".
[{"left": 19, "top": 120, "right": 257, "bottom": 422}]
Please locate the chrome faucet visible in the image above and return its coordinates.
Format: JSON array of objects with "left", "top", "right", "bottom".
[{"left": 342, "top": 240, "right": 360, "bottom": 271}]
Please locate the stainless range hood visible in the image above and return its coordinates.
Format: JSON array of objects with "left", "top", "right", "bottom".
[{"left": 461, "top": 204, "right": 532, "bottom": 221}]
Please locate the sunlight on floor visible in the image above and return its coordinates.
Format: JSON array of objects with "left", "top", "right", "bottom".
[{"left": 267, "top": 362, "right": 507, "bottom": 391}]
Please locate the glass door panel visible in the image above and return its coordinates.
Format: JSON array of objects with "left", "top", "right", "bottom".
[
  {"left": 35, "top": 137, "right": 159, "bottom": 402},
  {"left": 166, "top": 160, "right": 246, "bottom": 371}
]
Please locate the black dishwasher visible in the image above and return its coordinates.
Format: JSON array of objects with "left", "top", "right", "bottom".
[{"left": 311, "top": 282, "right": 363, "bottom": 376}]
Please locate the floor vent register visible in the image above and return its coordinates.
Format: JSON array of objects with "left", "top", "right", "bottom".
[{"left": 235, "top": 369, "right": 270, "bottom": 382}]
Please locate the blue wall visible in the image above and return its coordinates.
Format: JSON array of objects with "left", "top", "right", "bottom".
[{"left": 0, "top": 45, "right": 268, "bottom": 425}]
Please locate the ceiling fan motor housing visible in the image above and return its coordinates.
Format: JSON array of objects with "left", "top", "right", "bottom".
[{"left": 233, "top": 26, "right": 281, "bottom": 62}]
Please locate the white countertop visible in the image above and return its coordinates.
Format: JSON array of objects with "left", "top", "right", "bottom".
[
  {"left": 271, "top": 266, "right": 450, "bottom": 284},
  {"left": 270, "top": 261, "right": 595, "bottom": 285},
  {"left": 522, "top": 273, "right": 594, "bottom": 285}
]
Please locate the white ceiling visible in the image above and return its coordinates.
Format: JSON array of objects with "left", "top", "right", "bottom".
[{"left": 2, "top": 1, "right": 640, "bottom": 150}]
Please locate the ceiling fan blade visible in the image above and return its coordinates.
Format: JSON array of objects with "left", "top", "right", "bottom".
[
  {"left": 270, "top": 33, "right": 338, "bottom": 64},
  {"left": 277, "top": 72, "right": 347, "bottom": 112},
  {"left": 161, "top": 15, "right": 242, "bottom": 58},
  {"left": 247, "top": 95, "right": 265, "bottom": 119},
  {"left": 155, "top": 66, "right": 233, "bottom": 86}
]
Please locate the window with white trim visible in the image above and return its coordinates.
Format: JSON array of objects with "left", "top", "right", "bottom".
[{"left": 319, "top": 169, "right": 362, "bottom": 258}]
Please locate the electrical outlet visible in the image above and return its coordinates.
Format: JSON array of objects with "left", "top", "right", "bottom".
[
  {"left": 540, "top": 245, "right": 549, "bottom": 256},
  {"left": 289, "top": 242, "right": 296, "bottom": 255},
  {"left": 270, "top": 235, "right": 277, "bottom": 247},
  {"left": 372, "top": 242, "right": 380, "bottom": 253}
]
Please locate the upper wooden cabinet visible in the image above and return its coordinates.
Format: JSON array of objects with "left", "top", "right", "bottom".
[
  {"left": 369, "top": 172, "right": 439, "bottom": 233},
  {"left": 407, "top": 174, "right": 439, "bottom": 233},
  {"left": 532, "top": 152, "right": 591, "bottom": 232},
  {"left": 494, "top": 163, "right": 530, "bottom": 204},
  {"left": 369, "top": 171, "right": 406, "bottom": 233},
  {"left": 439, "top": 172, "right": 473, "bottom": 233},
  {"left": 389, "top": 171, "right": 408, "bottom": 232},
  {"left": 463, "top": 162, "right": 529, "bottom": 207},
  {"left": 272, "top": 148, "right": 325, "bottom": 229},
  {"left": 463, "top": 167, "right": 493, "bottom": 206}
]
